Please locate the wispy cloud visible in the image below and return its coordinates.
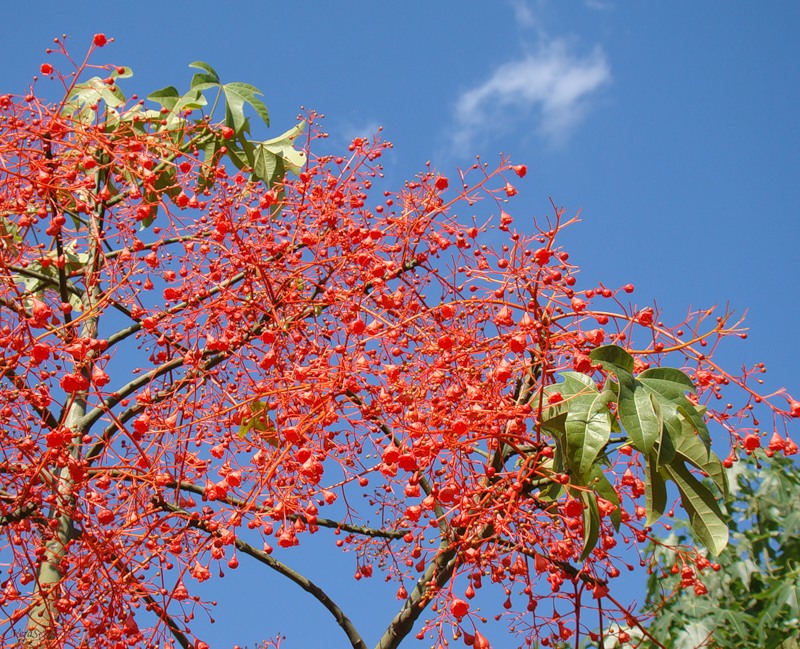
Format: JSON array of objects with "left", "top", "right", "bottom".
[
  {"left": 450, "top": 40, "right": 610, "bottom": 153},
  {"left": 584, "top": 0, "right": 613, "bottom": 10},
  {"left": 507, "top": 0, "right": 539, "bottom": 28}
]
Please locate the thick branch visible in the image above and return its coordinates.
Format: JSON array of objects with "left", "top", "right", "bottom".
[
  {"left": 0, "top": 501, "right": 38, "bottom": 527},
  {"left": 157, "top": 498, "right": 368, "bottom": 649},
  {"left": 374, "top": 541, "right": 459, "bottom": 649},
  {"left": 234, "top": 538, "right": 368, "bottom": 649}
]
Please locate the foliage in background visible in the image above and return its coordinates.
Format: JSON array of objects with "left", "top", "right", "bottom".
[
  {"left": 0, "top": 36, "right": 797, "bottom": 649},
  {"left": 637, "top": 449, "right": 800, "bottom": 648}
]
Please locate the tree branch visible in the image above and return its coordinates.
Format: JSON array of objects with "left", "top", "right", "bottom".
[
  {"left": 374, "top": 540, "right": 459, "bottom": 649},
  {"left": 156, "top": 498, "right": 368, "bottom": 649},
  {"left": 169, "top": 479, "right": 407, "bottom": 540},
  {"left": 0, "top": 364, "right": 60, "bottom": 431}
]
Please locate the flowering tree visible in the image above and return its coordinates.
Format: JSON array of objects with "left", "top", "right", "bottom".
[{"left": 0, "top": 37, "right": 797, "bottom": 649}]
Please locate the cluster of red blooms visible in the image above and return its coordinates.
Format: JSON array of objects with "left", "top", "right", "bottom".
[{"left": 0, "top": 42, "right": 796, "bottom": 649}]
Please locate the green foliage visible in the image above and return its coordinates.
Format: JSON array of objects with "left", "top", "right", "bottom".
[
  {"left": 239, "top": 400, "right": 276, "bottom": 444},
  {"left": 539, "top": 346, "right": 728, "bottom": 559},
  {"left": 17, "top": 243, "right": 88, "bottom": 312},
  {"left": 61, "top": 66, "right": 132, "bottom": 123},
  {"left": 641, "top": 451, "right": 800, "bottom": 648},
  {"left": 23, "top": 59, "right": 306, "bottom": 304},
  {"left": 158, "top": 59, "right": 307, "bottom": 188},
  {"left": 61, "top": 58, "right": 305, "bottom": 198}
]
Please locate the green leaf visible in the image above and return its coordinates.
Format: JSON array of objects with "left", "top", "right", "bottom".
[
  {"left": 662, "top": 461, "right": 728, "bottom": 555},
  {"left": 171, "top": 89, "right": 208, "bottom": 116},
  {"left": 639, "top": 367, "right": 711, "bottom": 451},
  {"left": 224, "top": 142, "right": 251, "bottom": 173},
  {"left": 138, "top": 167, "right": 179, "bottom": 229},
  {"left": 589, "top": 345, "right": 662, "bottom": 455},
  {"left": 656, "top": 418, "right": 677, "bottom": 466},
  {"left": 188, "top": 61, "right": 221, "bottom": 83},
  {"left": 677, "top": 403, "right": 712, "bottom": 450},
  {"left": 676, "top": 621, "right": 716, "bottom": 649},
  {"left": 0, "top": 214, "right": 21, "bottom": 254},
  {"left": 638, "top": 366, "right": 696, "bottom": 393},
  {"left": 590, "top": 467, "right": 621, "bottom": 531},
  {"left": 565, "top": 385, "right": 613, "bottom": 480},
  {"left": 223, "top": 81, "right": 270, "bottom": 133},
  {"left": 535, "top": 479, "right": 564, "bottom": 503},
  {"left": 257, "top": 121, "right": 307, "bottom": 175},
  {"left": 148, "top": 85, "right": 180, "bottom": 111},
  {"left": 251, "top": 143, "right": 281, "bottom": 185},
  {"left": 197, "top": 138, "right": 222, "bottom": 192},
  {"left": 673, "top": 432, "right": 728, "bottom": 498},
  {"left": 542, "top": 373, "right": 616, "bottom": 482},
  {"left": 774, "top": 578, "right": 800, "bottom": 618},
  {"left": 239, "top": 400, "right": 275, "bottom": 441},
  {"left": 618, "top": 379, "right": 662, "bottom": 455},
  {"left": 579, "top": 490, "right": 601, "bottom": 561},
  {"left": 153, "top": 166, "right": 180, "bottom": 198},
  {"left": 62, "top": 76, "right": 127, "bottom": 122},
  {"left": 14, "top": 243, "right": 88, "bottom": 310},
  {"left": 550, "top": 371, "right": 597, "bottom": 397},
  {"left": 540, "top": 411, "right": 567, "bottom": 440},
  {"left": 589, "top": 344, "right": 634, "bottom": 375},
  {"left": 717, "top": 609, "right": 760, "bottom": 645},
  {"left": 120, "top": 105, "right": 164, "bottom": 129},
  {"left": 112, "top": 66, "right": 133, "bottom": 80},
  {"left": 644, "top": 452, "right": 668, "bottom": 526}
]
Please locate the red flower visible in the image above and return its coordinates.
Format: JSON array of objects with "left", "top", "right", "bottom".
[
  {"left": 92, "top": 365, "right": 110, "bottom": 387},
  {"left": 29, "top": 297, "right": 52, "bottom": 328},
  {"left": 768, "top": 433, "right": 786, "bottom": 452},
  {"left": 533, "top": 248, "right": 552, "bottom": 265},
  {"left": 450, "top": 598, "right": 469, "bottom": 619},
  {"left": 190, "top": 562, "right": 211, "bottom": 583},
  {"left": 31, "top": 343, "right": 50, "bottom": 365},
  {"left": 571, "top": 297, "right": 587, "bottom": 313},
  {"left": 636, "top": 308, "right": 654, "bottom": 326},
  {"left": 60, "top": 373, "right": 89, "bottom": 393},
  {"left": 494, "top": 306, "right": 514, "bottom": 327},
  {"left": 743, "top": 434, "right": 761, "bottom": 451}
]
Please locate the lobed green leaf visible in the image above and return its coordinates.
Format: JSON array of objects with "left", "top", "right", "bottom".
[{"left": 223, "top": 81, "right": 270, "bottom": 133}]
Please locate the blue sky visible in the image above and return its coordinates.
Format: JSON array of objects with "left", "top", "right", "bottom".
[{"left": 2, "top": 2, "right": 799, "bottom": 647}]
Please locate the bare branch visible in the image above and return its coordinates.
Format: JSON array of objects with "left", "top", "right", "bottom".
[{"left": 156, "top": 498, "right": 368, "bottom": 649}]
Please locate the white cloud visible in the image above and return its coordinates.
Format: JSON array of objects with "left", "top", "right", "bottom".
[
  {"left": 507, "top": 0, "right": 539, "bottom": 28},
  {"left": 450, "top": 40, "right": 610, "bottom": 152}
]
